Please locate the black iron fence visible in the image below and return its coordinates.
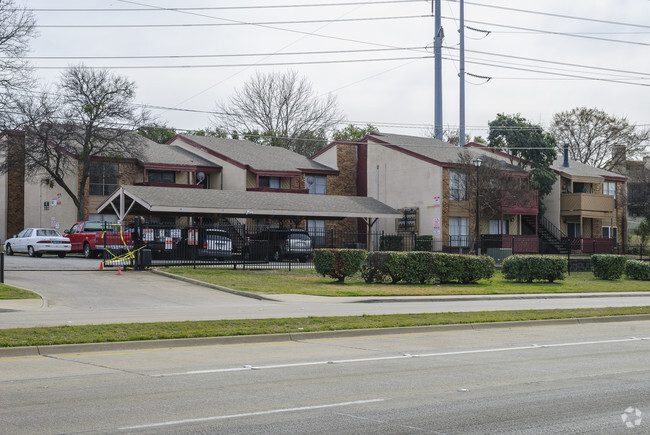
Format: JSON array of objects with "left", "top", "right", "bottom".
[{"left": 97, "top": 222, "right": 648, "bottom": 269}]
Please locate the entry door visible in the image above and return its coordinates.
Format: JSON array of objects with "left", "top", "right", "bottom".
[{"left": 567, "top": 222, "right": 581, "bottom": 238}]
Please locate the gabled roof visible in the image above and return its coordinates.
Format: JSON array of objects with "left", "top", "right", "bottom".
[
  {"left": 551, "top": 157, "right": 627, "bottom": 181},
  {"left": 97, "top": 185, "right": 401, "bottom": 220},
  {"left": 170, "top": 134, "right": 337, "bottom": 174},
  {"left": 135, "top": 135, "right": 218, "bottom": 169},
  {"left": 364, "top": 132, "right": 527, "bottom": 171}
]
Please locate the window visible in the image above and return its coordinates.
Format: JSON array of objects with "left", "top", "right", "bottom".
[
  {"left": 489, "top": 219, "right": 509, "bottom": 235},
  {"left": 307, "top": 219, "right": 326, "bottom": 248},
  {"left": 449, "top": 217, "right": 469, "bottom": 247},
  {"left": 603, "top": 182, "right": 616, "bottom": 198},
  {"left": 602, "top": 226, "right": 618, "bottom": 246},
  {"left": 148, "top": 170, "right": 175, "bottom": 184},
  {"left": 449, "top": 171, "right": 467, "bottom": 201},
  {"left": 259, "top": 176, "right": 280, "bottom": 189},
  {"left": 89, "top": 162, "right": 118, "bottom": 196},
  {"left": 306, "top": 175, "right": 326, "bottom": 195}
]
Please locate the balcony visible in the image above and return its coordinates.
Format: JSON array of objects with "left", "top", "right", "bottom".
[
  {"left": 560, "top": 193, "right": 614, "bottom": 218},
  {"left": 501, "top": 190, "right": 538, "bottom": 215},
  {"left": 247, "top": 187, "right": 309, "bottom": 194}
]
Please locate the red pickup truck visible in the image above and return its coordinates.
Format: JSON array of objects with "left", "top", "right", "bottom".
[{"left": 63, "top": 221, "right": 133, "bottom": 258}]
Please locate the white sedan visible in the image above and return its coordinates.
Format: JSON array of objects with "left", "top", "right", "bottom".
[{"left": 4, "top": 228, "right": 72, "bottom": 258}]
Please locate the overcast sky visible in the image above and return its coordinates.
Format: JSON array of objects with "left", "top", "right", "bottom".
[{"left": 23, "top": 0, "right": 650, "bottom": 143}]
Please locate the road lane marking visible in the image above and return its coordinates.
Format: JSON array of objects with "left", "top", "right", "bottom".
[
  {"left": 118, "top": 398, "right": 386, "bottom": 430},
  {"left": 155, "top": 336, "right": 650, "bottom": 377}
]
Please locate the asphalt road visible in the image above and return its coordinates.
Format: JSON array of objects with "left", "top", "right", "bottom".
[
  {"left": 2, "top": 254, "right": 650, "bottom": 328},
  {"left": 1, "top": 320, "right": 649, "bottom": 434}
]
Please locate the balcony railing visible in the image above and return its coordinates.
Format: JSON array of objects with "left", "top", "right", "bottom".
[
  {"left": 560, "top": 193, "right": 614, "bottom": 216},
  {"left": 501, "top": 190, "right": 538, "bottom": 214},
  {"left": 246, "top": 187, "right": 309, "bottom": 194}
]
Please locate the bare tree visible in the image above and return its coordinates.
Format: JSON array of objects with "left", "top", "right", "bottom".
[
  {"left": 0, "top": 0, "right": 36, "bottom": 126},
  {"left": 3, "top": 65, "right": 149, "bottom": 221},
  {"left": 214, "top": 70, "right": 342, "bottom": 156},
  {"left": 551, "top": 107, "right": 649, "bottom": 170}
]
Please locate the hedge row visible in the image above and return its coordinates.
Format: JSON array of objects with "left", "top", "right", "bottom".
[
  {"left": 313, "top": 249, "right": 368, "bottom": 283},
  {"left": 591, "top": 254, "right": 650, "bottom": 281},
  {"left": 626, "top": 260, "right": 650, "bottom": 281},
  {"left": 314, "top": 249, "right": 495, "bottom": 284},
  {"left": 501, "top": 255, "right": 567, "bottom": 283},
  {"left": 591, "top": 254, "right": 627, "bottom": 280}
]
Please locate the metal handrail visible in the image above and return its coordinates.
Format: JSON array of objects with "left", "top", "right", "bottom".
[{"left": 540, "top": 215, "right": 566, "bottom": 242}]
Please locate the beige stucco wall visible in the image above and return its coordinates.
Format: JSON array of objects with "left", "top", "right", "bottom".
[
  {"left": 312, "top": 146, "right": 339, "bottom": 170},
  {"left": 23, "top": 169, "right": 78, "bottom": 233},
  {"left": 366, "top": 146, "right": 443, "bottom": 236},
  {"left": 544, "top": 178, "right": 562, "bottom": 232}
]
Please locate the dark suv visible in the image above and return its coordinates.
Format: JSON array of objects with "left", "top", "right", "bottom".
[{"left": 249, "top": 229, "right": 313, "bottom": 262}]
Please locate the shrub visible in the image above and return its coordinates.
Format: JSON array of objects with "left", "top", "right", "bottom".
[
  {"left": 313, "top": 249, "right": 367, "bottom": 283},
  {"left": 381, "top": 252, "right": 407, "bottom": 284},
  {"left": 455, "top": 255, "right": 495, "bottom": 283},
  {"left": 379, "top": 235, "right": 402, "bottom": 251},
  {"left": 403, "top": 252, "right": 437, "bottom": 284},
  {"left": 625, "top": 260, "right": 650, "bottom": 281},
  {"left": 361, "top": 252, "right": 388, "bottom": 284},
  {"left": 591, "top": 254, "right": 626, "bottom": 280},
  {"left": 502, "top": 255, "right": 567, "bottom": 283}
]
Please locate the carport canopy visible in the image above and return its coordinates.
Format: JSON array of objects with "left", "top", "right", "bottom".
[{"left": 97, "top": 185, "right": 401, "bottom": 224}]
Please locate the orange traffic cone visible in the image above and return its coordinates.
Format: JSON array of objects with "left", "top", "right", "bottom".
[
  {"left": 116, "top": 266, "right": 122, "bottom": 275},
  {"left": 98, "top": 262, "right": 104, "bottom": 271}
]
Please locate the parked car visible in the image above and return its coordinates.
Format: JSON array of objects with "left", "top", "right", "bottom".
[
  {"left": 4, "top": 228, "right": 72, "bottom": 258},
  {"left": 249, "top": 229, "right": 313, "bottom": 261},
  {"left": 197, "top": 229, "right": 233, "bottom": 260}
]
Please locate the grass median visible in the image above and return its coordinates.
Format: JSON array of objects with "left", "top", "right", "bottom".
[
  {"left": 163, "top": 268, "right": 650, "bottom": 296},
  {"left": 1, "top": 307, "right": 650, "bottom": 348},
  {"left": 0, "top": 284, "right": 40, "bottom": 300}
]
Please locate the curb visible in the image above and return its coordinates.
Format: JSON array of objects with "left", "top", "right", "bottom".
[
  {"left": 149, "top": 269, "right": 278, "bottom": 301},
  {"left": 2, "top": 314, "right": 650, "bottom": 358}
]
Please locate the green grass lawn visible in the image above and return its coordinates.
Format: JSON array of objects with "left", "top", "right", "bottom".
[
  {"left": 0, "top": 284, "right": 40, "bottom": 300},
  {"left": 163, "top": 268, "right": 650, "bottom": 297},
  {"left": 2, "top": 307, "right": 650, "bottom": 348}
]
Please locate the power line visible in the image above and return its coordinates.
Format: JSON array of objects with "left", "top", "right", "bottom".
[
  {"left": 446, "top": 16, "right": 650, "bottom": 47},
  {"left": 35, "top": 14, "right": 428, "bottom": 28},
  {"left": 14, "top": 46, "right": 426, "bottom": 60},
  {"left": 28, "top": 54, "right": 432, "bottom": 70},
  {"left": 449, "top": 1, "right": 650, "bottom": 30},
  {"left": 29, "top": 1, "right": 422, "bottom": 13}
]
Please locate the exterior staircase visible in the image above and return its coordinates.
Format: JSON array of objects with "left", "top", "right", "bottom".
[{"left": 522, "top": 215, "right": 569, "bottom": 254}]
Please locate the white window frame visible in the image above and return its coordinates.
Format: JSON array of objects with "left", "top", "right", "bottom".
[
  {"left": 603, "top": 182, "right": 616, "bottom": 198},
  {"left": 449, "top": 170, "right": 467, "bottom": 201},
  {"left": 489, "top": 219, "right": 509, "bottom": 235},
  {"left": 602, "top": 225, "right": 618, "bottom": 246},
  {"left": 306, "top": 175, "right": 326, "bottom": 195},
  {"left": 449, "top": 217, "right": 469, "bottom": 247}
]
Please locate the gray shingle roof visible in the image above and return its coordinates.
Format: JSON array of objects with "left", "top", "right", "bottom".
[
  {"left": 551, "top": 156, "right": 626, "bottom": 179},
  {"left": 368, "top": 132, "right": 523, "bottom": 169},
  {"left": 177, "top": 134, "right": 336, "bottom": 173},
  {"left": 99, "top": 185, "right": 400, "bottom": 219},
  {"left": 135, "top": 136, "right": 218, "bottom": 168}
]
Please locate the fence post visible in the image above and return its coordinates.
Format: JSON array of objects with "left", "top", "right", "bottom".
[
  {"left": 0, "top": 252, "right": 4, "bottom": 284},
  {"left": 566, "top": 240, "right": 571, "bottom": 276}
]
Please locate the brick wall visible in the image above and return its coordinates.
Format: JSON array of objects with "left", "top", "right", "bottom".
[
  {"left": 6, "top": 133, "right": 25, "bottom": 236},
  {"left": 326, "top": 143, "right": 360, "bottom": 234}
]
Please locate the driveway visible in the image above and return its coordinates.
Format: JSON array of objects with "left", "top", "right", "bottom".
[{"left": 2, "top": 254, "right": 650, "bottom": 329}]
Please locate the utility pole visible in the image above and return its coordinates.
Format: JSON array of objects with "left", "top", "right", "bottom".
[
  {"left": 459, "top": 0, "right": 466, "bottom": 147},
  {"left": 433, "top": 0, "right": 443, "bottom": 140}
]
